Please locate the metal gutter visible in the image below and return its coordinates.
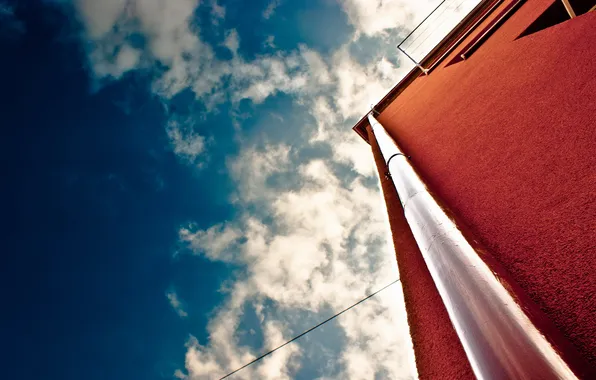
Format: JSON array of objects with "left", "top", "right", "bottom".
[
  {"left": 352, "top": 0, "right": 503, "bottom": 143},
  {"left": 368, "top": 113, "right": 591, "bottom": 379}
]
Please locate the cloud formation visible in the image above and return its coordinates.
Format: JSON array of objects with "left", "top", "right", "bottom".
[
  {"left": 167, "top": 290, "right": 189, "bottom": 318},
  {"left": 178, "top": 150, "right": 416, "bottom": 379},
  {"left": 341, "top": 0, "right": 413, "bottom": 37},
  {"left": 166, "top": 118, "right": 208, "bottom": 166},
  {"left": 66, "top": 0, "right": 437, "bottom": 378},
  {"left": 168, "top": 42, "right": 418, "bottom": 375},
  {"left": 74, "top": 0, "right": 204, "bottom": 79},
  {"left": 262, "top": 0, "right": 281, "bottom": 20}
]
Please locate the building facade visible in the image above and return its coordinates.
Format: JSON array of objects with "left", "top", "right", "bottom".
[{"left": 353, "top": 0, "right": 596, "bottom": 378}]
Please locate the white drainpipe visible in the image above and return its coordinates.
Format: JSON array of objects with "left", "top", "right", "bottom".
[{"left": 368, "top": 113, "right": 585, "bottom": 379}]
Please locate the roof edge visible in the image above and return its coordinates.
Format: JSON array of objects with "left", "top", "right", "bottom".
[{"left": 352, "top": 0, "right": 503, "bottom": 144}]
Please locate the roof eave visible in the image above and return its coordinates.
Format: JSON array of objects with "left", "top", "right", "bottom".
[{"left": 352, "top": 0, "right": 503, "bottom": 143}]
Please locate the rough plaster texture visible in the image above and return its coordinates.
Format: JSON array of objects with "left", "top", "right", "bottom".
[{"left": 377, "top": 0, "right": 596, "bottom": 369}]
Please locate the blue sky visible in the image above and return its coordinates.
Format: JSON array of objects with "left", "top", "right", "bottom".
[{"left": 1, "top": 0, "right": 477, "bottom": 378}]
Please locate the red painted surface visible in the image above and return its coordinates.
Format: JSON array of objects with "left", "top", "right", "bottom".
[
  {"left": 377, "top": 0, "right": 596, "bottom": 369},
  {"left": 448, "top": 0, "right": 524, "bottom": 65},
  {"left": 367, "top": 126, "right": 475, "bottom": 379},
  {"left": 372, "top": 113, "right": 593, "bottom": 378}
]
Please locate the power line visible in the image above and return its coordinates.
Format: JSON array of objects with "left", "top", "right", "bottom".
[{"left": 218, "top": 278, "right": 401, "bottom": 380}]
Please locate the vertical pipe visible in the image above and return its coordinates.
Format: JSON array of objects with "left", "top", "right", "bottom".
[
  {"left": 368, "top": 113, "right": 591, "bottom": 379},
  {"left": 366, "top": 124, "right": 475, "bottom": 379}
]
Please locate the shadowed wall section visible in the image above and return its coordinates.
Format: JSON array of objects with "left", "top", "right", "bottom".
[{"left": 367, "top": 125, "right": 475, "bottom": 379}]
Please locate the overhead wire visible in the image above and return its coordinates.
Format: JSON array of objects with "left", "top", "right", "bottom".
[
  {"left": 216, "top": 2, "right": 481, "bottom": 378},
  {"left": 218, "top": 278, "right": 401, "bottom": 380}
]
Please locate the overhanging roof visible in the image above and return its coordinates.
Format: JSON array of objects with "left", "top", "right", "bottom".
[{"left": 352, "top": 0, "right": 505, "bottom": 143}]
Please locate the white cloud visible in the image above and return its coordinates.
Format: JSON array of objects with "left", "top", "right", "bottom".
[
  {"left": 72, "top": 0, "right": 412, "bottom": 119},
  {"left": 180, "top": 223, "right": 243, "bottom": 263},
  {"left": 210, "top": 0, "right": 226, "bottom": 22},
  {"left": 66, "top": 0, "right": 471, "bottom": 378},
  {"left": 228, "top": 143, "right": 291, "bottom": 203},
  {"left": 166, "top": 118, "right": 207, "bottom": 166},
  {"left": 167, "top": 290, "right": 189, "bottom": 318},
  {"left": 339, "top": 0, "right": 481, "bottom": 63},
  {"left": 91, "top": 43, "right": 143, "bottom": 78},
  {"left": 75, "top": 0, "right": 127, "bottom": 39},
  {"left": 334, "top": 134, "right": 377, "bottom": 177},
  {"left": 115, "top": 44, "right": 142, "bottom": 71},
  {"left": 165, "top": 42, "right": 421, "bottom": 376},
  {"left": 69, "top": 0, "right": 351, "bottom": 107},
  {"left": 333, "top": 49, "right": 408, "bottom": 119},
  {"left": 340, "top": 0, "right": 415, "bottom": 37},
  {"left": 223, "top": 29, "right": 240, "bottom": 55},
  {"left": 73, "top": 0, "right": 207, "bottom": 82},
  {"left": 263, "top": 35, "right": 276, "bottom": 49},
  {"left": 175, "top": 143, "right": 417, "bottom": 378},
  {"left": 233, "top": 56, "right": 309, "bottom": 104},
  {"left": 262, "top": 0, "right": 280, "bottom": 20}
]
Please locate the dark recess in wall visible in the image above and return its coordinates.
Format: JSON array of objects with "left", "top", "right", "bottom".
[{"left": 518, "top": 0, "right": 594, "bottom": 38}]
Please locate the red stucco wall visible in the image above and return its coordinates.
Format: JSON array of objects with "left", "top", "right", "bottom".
[
  {"left": 377, "top": 0, "right": 596, "bottom": 369},
  {"left": 367, "top": 126, "right": 475, "bottom": 379}
]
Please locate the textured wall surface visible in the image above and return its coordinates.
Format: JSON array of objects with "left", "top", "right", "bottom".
[
  {"left": 377, "top": 0, "right": 596, "bottom": 369},
  {"left": 367, "top": 126, "right": 475, "bottom": 379}
]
